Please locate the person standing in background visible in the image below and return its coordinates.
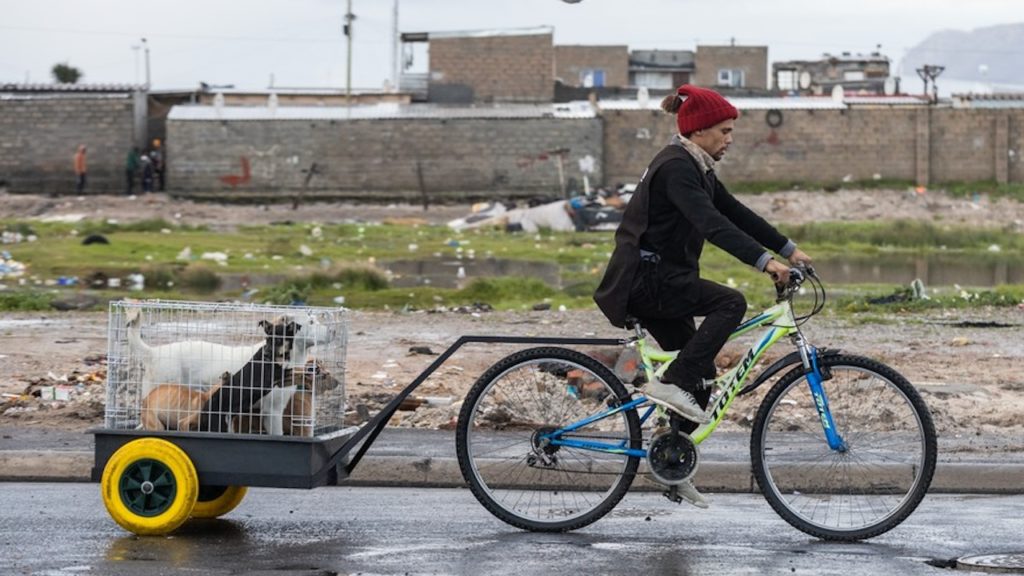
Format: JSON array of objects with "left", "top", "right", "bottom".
[
  {"left": 149, "top": 138, "right": 165, "bottom": 191},
  {"left": 140, "top": 154, "right": 154, "bottom": 194},
  {"left": 73, "top": 144, "right": 87, "bottom": 194},
  {"left": 124, "top": 146, "right": 141, "bottom": 196}
]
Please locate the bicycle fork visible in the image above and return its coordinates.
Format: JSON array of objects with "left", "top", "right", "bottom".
[{"left": 795, "top": 335, "right": 847, "bottom": 452}]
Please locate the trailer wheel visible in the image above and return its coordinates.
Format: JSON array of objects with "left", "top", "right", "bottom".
[
  {"left": 191, "top": 485, "right": 248, "bottom": 519},
  {"left": 101, "top": 438, "right": 199, "bottom": 536}
]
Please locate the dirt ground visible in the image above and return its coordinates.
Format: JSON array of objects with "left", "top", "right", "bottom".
[
  {"left": 1, "top": 186, "right": 1023, "bottom": 230},
  {"left": 2, "top": 188, "right": 1024, "bottom": 440}
]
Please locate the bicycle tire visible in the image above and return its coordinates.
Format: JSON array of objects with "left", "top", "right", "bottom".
[
  {"left": 750, "top": 354, "right": 937, "bottom": 541},
  {"left": 456, "top": 347, "right": 641, "bottom": 532}
]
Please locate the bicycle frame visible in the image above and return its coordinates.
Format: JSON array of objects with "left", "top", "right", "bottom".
[{"left": 544, "top": 297, "right": 848, "bottom": 458}]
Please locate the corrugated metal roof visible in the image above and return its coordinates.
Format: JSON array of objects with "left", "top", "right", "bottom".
[
  {"left": 168, "top": 101, "right": 596, "bottom": 121},
  {"left": 0, "top": 92, "right": 132, "bottom": 101},
  {"left": 599, "top": 97, "right": 847, "bottom": 111},
  {"left": 428, "top": 26, "right": 554, "bottom": 39},
  {"left": 0, "top": 82, "right": 144, "bottom": 93},
  {"left": 843, "top": 96, "right": 929, "bottom": 106},
  {"left": 954, "top": 100, "right": 1024, "bottom": 109}
]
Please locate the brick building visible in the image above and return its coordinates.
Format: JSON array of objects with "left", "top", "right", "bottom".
[
  {"left": 401, "top": 27, "right": 555, "bottom": 104},
  {"left": 554, "top": 45, "right": 629, "bottom": 88},
  {"left": 629, "top": 50, "right": 695, "bottom": 89},
  {"left": 773, "top": 52, "right": 893, "bottom": 95},
  {"left": 0, "top": 83, "right": 146, "bottom": 194},
  {"left": 693, "top": 45, "right": 769, "bottom": 90}
]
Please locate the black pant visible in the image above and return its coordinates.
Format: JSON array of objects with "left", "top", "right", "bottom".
[
  {"left": 75, "top": 173, "right": 86, "bottom": 194},
  {"left": 125, "top": 170, "right": 135, "bottom": 195},
  {"left": 627, "top": 261, "right": 747, "bottom": 391},
  {"left": 628, "top": 265, "right": 746, "bottom": 434}
]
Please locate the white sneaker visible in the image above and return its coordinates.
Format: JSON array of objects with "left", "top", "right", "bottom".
[
  {"left": 644, "top": 379, "right": 710, "bottom": 423},
  {"left": 677, "top": 479, "right": 710, "bottom": 509}
]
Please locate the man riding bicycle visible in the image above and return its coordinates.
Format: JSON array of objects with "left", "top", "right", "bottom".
[{"left": 594, "top": 85, "right": 812, "bottom": 505}]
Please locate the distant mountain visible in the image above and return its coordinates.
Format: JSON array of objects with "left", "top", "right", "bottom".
[{"left": 901, "top": 23, "right": 1024, "bottom": 84}]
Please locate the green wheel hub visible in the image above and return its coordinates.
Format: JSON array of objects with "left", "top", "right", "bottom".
[{"left": 119, "top": 458, "right": 178, "bottom": 517}]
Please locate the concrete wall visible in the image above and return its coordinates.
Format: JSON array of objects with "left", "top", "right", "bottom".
[
  {"left": 694, "top": 46, "right": 769, "bottom": 90},
  {"left": 0, "top": 95, "right": 137, "bottom": 194},
  {"left": 554, "top": 45, "right": 629, "bottom": 88},
  {"left": 428, "top": 33, "right": 554, "bottom": 103},
  {"left": 166, "top": 116, "right": 602, "bottom": 200},
  {"left": 602, "top": 106, "right": 1024, "bottom": 187}
]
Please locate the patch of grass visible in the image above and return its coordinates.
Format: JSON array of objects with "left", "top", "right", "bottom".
[
  {"left": 77, "top": 218, "right": 205, "bottom": 235},
  {"left": 836, "top": 284, "right": 1024, "bottom": 313},
  {"left": 0, "top": 290, "right": 54, "bottom": 311},
  {"left": 458, "top": 277, "right": 557, "bottom": 304},
  {"left": 730, "top": 179, "right": 915, "bottom": 195},
  {"left": 779, "top": 220, "right": 1024, "bottom": 252},
  {"left": 940, "top": 181, "right": 1024, "bottom": 202}
]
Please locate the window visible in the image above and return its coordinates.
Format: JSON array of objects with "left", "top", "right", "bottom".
[
  {"left": 632, "top": 71, "right": 673, "bottom": 89},
  {"left": 776, "top": 69, "right": 797, "bottom": 91},
  {"left": 843, "top": 70, "right": 866, "bottom": 81},
  {"left": 580, "top": 69, "right": 606, "bottom": 88},
  {"left": 717, "top": 68, "right": 745, "bottom": 88}
]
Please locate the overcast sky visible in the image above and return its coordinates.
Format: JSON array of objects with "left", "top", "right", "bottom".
[{"left": 1, "top": 0, "right": 1019, "bottom": 90}]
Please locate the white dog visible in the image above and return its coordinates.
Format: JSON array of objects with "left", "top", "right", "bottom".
[{"left": 126, "top": 306, "right": 335, "bottom": 398}]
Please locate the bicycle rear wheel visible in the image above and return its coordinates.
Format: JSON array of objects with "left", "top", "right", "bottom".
[
  {"left": 751, "top": 354, "right": 937, "bottom": 541},
  {"left": 456, "top": 347, "right": 641, "bottom": 532}
]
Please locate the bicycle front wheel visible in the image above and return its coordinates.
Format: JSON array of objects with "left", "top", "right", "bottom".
[
  {"left": 456, "top": 347, "right": 641, "bottom": 532},
  {"left": 751, "top": 354, "right": 937, "bottom": 541}
]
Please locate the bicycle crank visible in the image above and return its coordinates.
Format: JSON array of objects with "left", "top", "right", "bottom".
[{"left": 648, "top": 430, "right": 699, "bottom": 485}]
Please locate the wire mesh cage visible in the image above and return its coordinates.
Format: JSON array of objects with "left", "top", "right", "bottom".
[{"left": 105, "top": 299, "right": 347, "bottom": 438}]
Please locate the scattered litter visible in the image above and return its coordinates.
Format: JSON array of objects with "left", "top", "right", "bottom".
[
  {"left": 298, "top": 244, "right": 314, "bottom": 257},
  {"left": 0, "top": 251, "right": 26, "bottom": 278},
  {"left": 867, "top": 278, "right": 929, "bottom": 304},
  {"left": 950, "top": 336, "right": 971, "bottom": 347},
  {"left": 176, "top": 246, "right": 192, "bottom": 261},
  {"left": 201, "top": 251, "right": 229, "bottom": 265},
  {"left": 408, "top": 346, "right": 437, "bottom": 356}
]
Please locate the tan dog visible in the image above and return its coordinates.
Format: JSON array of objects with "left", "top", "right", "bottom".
[{"left": 141, "top": 374, "right": 226, "bottom": 431}]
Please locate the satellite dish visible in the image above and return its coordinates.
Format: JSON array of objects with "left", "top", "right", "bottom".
[
  {"left": 831, "top": 85, "right": 844, "bottom": 102},
  {"left": 637, "top": 86, "right": 650, "bottom": 108},
  {"left": 883, "top": 77, "right": 896, "bottom": 96},
  {"left": 799, "top": 71, "right": 812, "bottom": 90}
]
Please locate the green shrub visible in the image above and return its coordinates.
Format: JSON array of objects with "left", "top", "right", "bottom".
[
  {"left": 176, "top": 266, "right": 222, "bottom": 294},
  {"left": 0, "top": 290, "right": 54, "bottom": 311}
]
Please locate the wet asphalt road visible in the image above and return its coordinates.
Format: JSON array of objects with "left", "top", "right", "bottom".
[{"left": 1, "top": 484, "right": 1022, "bottom": 576}]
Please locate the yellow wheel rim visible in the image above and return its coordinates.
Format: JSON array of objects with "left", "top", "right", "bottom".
[
  {"left": 191, "top": 485, "right": 248, "bottom": 519},
  {"left": 101, "top": 438, "right": 198, "bottom": 536}
]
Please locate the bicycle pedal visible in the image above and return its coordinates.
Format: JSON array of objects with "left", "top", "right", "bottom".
[{"left": 662, "top": 487, "right": 683, "bottom": 505}]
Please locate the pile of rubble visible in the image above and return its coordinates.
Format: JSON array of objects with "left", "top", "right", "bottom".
[{"left": 1, "top": 356, "right": 107, "bottom": 423}]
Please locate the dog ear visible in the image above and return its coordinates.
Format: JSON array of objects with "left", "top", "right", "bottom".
[{"left": 259, "top": 319, "right": 272, "bottom": 334}]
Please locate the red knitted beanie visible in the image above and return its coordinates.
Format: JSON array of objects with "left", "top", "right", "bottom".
[{"left": 675, "top": 85, "right": 739, "bottom": 135}]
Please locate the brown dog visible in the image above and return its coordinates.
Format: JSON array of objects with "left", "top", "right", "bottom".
[
  {"left": 231, "top": 359, "right": 340, "bottom": 436},
  {"left": 141, "top": 375, "right": 226, "bottom": 431}
]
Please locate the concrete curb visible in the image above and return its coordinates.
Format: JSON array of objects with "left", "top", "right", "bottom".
[{"left": 2, "top": 451, "right": 1022, "bottom": 494}]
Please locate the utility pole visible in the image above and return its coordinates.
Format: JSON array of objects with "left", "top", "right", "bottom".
[
  {"left": 131, "top": 43, "right": 141, "bottom": 84},
  {"left": 343, "top": 0, "right": 355, "bottom": 105},
  {"left": 141, "top": 37, "right": 151, "bottom": 88},
  {"left": 916, "top": 64, "right": 944, "bottom": 103},
  {"left": 392, "top": 0, "right": 400, "bottom": 91}
]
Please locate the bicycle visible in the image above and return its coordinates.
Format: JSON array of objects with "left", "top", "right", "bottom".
[{"left": 455, "top": 268, "right": 937, "bottom": 541}]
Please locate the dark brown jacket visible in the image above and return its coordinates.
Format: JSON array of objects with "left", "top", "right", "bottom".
[{"left": 594, "top": 143, "right": 789, "bottom": 327}]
